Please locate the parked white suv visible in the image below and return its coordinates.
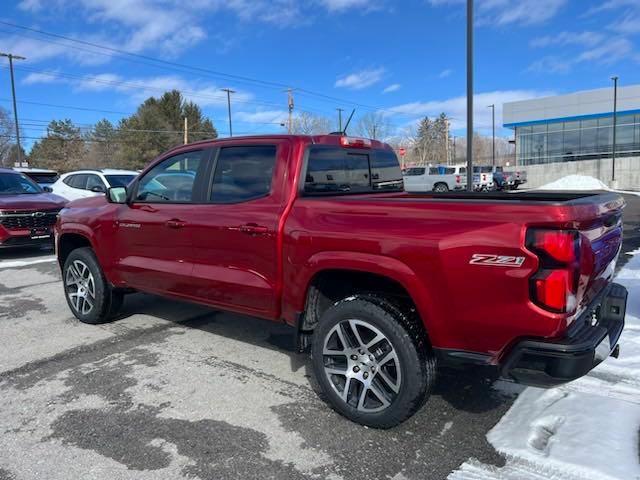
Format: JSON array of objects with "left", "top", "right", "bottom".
[
  {"left": 51, "top": 169, "right": 138, "bottom": 201},
  {"left": 403, "top": 166, "right": 467, "bottom": 193}
]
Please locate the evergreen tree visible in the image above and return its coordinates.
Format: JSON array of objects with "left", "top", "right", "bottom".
[{"left": 29, "top": 119, "right": 85, "bottom": 171}]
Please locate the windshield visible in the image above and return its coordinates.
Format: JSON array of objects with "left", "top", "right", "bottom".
[
  {"left": 105, "top": 174, "right": 136, "bottom": 187},
  {"left": 0, "top": 172, "right": 43, "bottom": 195}
]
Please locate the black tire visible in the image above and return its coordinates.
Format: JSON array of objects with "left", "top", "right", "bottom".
[
  {"left": 311, "top": 295, "right": 436, "bottom": 428},
  {"left": 433, "top": 182, "right": 449, "bottom": 193},
  {"left": 62, "top": 247, "right": 124, "bottom": 324}
]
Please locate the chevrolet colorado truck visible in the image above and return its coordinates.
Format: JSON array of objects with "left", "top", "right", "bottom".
[
  {"left": 0, "top": 168, "right": 66, "bottom": 248},
  {"left": 55, "top": 134, "right": 627, "bottom": 428}
]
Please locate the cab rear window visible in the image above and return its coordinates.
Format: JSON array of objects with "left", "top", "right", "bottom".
[{"left": 304, "top": 147, "right": 403, "bottom": 195}]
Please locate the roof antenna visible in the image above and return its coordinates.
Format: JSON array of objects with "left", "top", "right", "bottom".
[{"left": 342, "top": 109, "right": 356, "bottom": 135}]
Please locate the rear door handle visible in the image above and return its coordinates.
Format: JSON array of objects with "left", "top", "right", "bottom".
[
  {"left": 238, "top": 224, "right": 268, "bottom": 235},
  {"left": 166, "top": 219, "right": 186, "bottom": 229}
]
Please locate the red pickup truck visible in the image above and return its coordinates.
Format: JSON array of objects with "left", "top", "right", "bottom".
[{"left": 55, "top": 134, "right": 627, "bottom": 428}]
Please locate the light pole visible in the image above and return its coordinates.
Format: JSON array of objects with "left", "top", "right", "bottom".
[
  {"left": 611, "top": 76, "right": 618, "bottom": 184},
  {"left": 466, "top": 0, "right": 473, "bottom": 191},
  {"left": 0, "top": 52, "right": 26, "bottom": 166},
  {"left": 221, "top": 88, "right": 235, "bottom": 137},
  {"left": 337, "top": 108, "right": 343, "bottom": 132},
  {"left": 488, "top": 104, "right": 495, "bottom": 166}
]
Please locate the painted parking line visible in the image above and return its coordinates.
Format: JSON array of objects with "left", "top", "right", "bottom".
[{"left": 0, "top": 256, "right": 57, "bottom": 270}]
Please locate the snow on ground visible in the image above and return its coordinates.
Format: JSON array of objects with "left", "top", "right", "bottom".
[
  {"left": 450, "top": 249, "right": 640, "bottom": 480},
  {"left": 538, "top": 175, "right": 611, "bottom": 191}
]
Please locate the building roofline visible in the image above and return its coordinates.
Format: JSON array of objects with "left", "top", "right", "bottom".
[{"left": 503, "top": 107, "right": 640, "bottom": 129}]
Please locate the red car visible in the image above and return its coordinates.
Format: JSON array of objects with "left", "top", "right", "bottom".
[
  {"left": 55, "top": 135, "right": 627, "bottom": 428},
  {"left": 0, "top": 168, "right": 66, "bottom": 248}
]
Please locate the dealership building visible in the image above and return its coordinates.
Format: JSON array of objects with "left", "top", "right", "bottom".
[{"left": 502, "top": 84, "right": 640, "bottom": 189}]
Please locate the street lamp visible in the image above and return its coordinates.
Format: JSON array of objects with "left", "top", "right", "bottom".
[
  {"left": 611, "top": 76, "right": 618, "bottom": 185},
  {"left": 488, "top": 104, "right": 495, "bottom": 166},
  {"left": 466, "top": 0, "right": 473, "bottom": 191}
]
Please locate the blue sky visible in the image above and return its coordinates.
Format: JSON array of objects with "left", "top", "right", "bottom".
[{"left": 1, "top": 0, "right": 639, "bottom": 150}]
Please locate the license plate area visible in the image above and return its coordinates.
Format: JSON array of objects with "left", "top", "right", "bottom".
[{"left": 30, "top": 227, "right": 52, "bottom": 240}]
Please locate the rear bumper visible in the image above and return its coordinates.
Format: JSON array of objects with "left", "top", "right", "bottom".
[{"left": 500, "top": 282, "right": 627, "bottom": 387}]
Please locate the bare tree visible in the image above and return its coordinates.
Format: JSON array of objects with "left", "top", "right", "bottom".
[
  {"left": 0, "top": 107, "right": 15, "bottom": 167},
  {"left": 355, "top": 112, "right": 393, "bottom": 140},
  {"left": 290, "top": 112, "right": 332, "bottom": 135}
]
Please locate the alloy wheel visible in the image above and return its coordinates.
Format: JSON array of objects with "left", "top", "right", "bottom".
[
  {"left": 65, "top": 260, "right": 96, "bottom": 315},
  {"left": 322, "top": 319, "right": 402, "bottom": 413}
]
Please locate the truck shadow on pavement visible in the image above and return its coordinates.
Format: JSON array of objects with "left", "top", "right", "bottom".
[{"left": 103, "top": 292, "right": 514, "bottom": 479}]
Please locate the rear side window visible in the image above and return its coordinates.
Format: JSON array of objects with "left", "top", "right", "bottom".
[
  {"left": 210, "top": 145, "right": 277, "bottom": 203},
  {"left": 304, "top": 147, "right": 402, "bottom": 194}
]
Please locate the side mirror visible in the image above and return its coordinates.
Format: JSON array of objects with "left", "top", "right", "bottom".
[
  {"left": 43, "top": 186, "right": 53, "bottom": 193},
  {"left": 107, "top": 186, "right": 127, "bottom": 204},
  {"left": 90, "top": 185, "right": 106, "bottom": 193}
]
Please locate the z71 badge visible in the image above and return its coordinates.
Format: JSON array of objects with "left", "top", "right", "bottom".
[{"left": 469, "top": 254, "right": 525, "bottom": 267}]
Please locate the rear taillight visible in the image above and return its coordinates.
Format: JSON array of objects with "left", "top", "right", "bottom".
[
  {"left": 527, "top": 229, "right": 581, "bottom": 313},
  {"left": 482, "top": 174, "right": 487, "bottom": 181},
  {"left": 455, "top": 175, "right": 461, "bottom": 184}
]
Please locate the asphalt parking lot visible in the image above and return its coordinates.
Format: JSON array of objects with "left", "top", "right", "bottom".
[{"left": 1, "top": 193, "right": 639, "bottom": 480}]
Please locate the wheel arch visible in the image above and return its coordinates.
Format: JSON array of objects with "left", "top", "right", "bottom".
[{"left": 290, "top": 252, "right": 435, "bottom": 344}]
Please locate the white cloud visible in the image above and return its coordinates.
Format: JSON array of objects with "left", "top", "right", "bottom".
[
  {"left": 235, "top": 110, "right": 288, "bottom": 124},
  {"left": 611, "top": 13, "right": 640, "bottom": 35},
  {"left": 428, "top": 0, "right": 567, "bottom": 26},
  {"left": 22, "top": 69, "right": 254, "bottom": 109},
  {"left": 22, "top": 70, "right": 65, "bottom": 85},
  {"left": 319, "top": 0, "right": 376, "bottom": 11},
  {"left": 438, "top": 69, "right": 453, "bottom": 78},
  {"left": 528, "top": 37, "right": 634, "bottom": 74},
  {"left": 335, "top": 68, "right": 385, "bottom": 90},
  {"left": 382, "top": 83, "right": 401, "bottom": 93},
  {"left": 386, "top": 90, "right": 555, "bottom": 132},
  {"left": 530, "top": 31, "right": 605, "bottom": 48}
]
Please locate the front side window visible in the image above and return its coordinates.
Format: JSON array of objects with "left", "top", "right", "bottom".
[
  {"left": 403, "top": 167, "right": 425, "bottom": 176},
  {"left": 86, "top": 174, "right": 105, "bottom": 191},
  {"left": 136, "top": 151, "right": 204, "bottom": 203},
  {"left": 210, "top": 145, "right": 277, "bottom": 203}
]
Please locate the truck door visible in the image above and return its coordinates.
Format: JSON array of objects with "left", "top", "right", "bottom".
[
  {"left": 188, "top": 141, "right": 290, "bottom": 319},
  {"left": 114, "top": 149, "right": 209, "bottom": 295}
]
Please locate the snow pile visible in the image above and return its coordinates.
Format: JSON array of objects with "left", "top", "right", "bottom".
[
  {"left": 450, "top": 249, "right": 640, "bottom": 480},
  {"left": 538, "top": 175, "right": 611, "bottom": 191}
]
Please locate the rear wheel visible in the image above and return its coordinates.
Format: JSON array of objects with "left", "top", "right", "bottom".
[
  {"left": 433, "top": 182, "right": 449, "bottom": 193},
  {"left": 311, "top": 295, "right": 436, "bottom": 428},
  {"left": 63, "top": 247, "right": 124, "bottom": 324}
]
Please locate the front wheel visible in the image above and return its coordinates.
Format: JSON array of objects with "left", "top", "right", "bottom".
[
  {"left": 311, "top": 295, "right": 436, "bottom": 428},
  {"left": 63, "top": 247, "right": 124, "bottom": 324}
]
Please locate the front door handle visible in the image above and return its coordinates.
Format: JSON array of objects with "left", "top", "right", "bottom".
[
  {"left": 238, "top": 224, "right": 268, "bottom": 235},
  {"left": 166, "top": 219, "right": 186, "bottom": 229}
]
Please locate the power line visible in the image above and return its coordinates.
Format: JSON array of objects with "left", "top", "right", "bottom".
[{"left": 0, "top": 20, "right": 424, "bottom": 120}]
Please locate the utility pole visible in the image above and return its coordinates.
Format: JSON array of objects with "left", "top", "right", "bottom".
[
  {"left": 287, "top": 88, "right": 294, "bottom": 134},
  {"left": 372, "top": 124, "right": 377, "bottom": 140},
  {"left": 337, "top": 108, "right": 343, "bottom": 132},
  {"left": 221, "top": 88, "right": 235, "bottom": 137},
  {"left": 611, "top": 76, "right": 619, "bottom": 184},
  {"left": 0, "top": 52, "right": 26, "bottom": 166},
  {"left": 183, "top": 117, "right": 188, "bottom": 144},
  {"left": 488, "top": 104, "right": 495, "bottom": 166},
  {"left": 453, "top": 136, "right": 457, "bottom": 164},
  {"left": 466, "top": 0, "right": 474, "bottom": 191}
]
